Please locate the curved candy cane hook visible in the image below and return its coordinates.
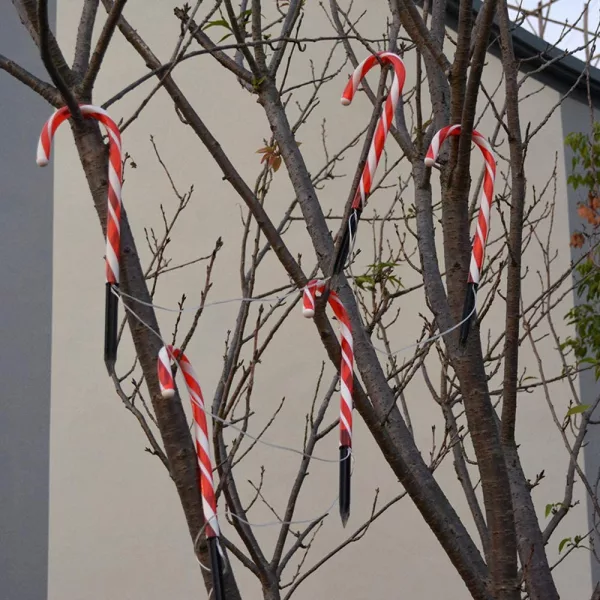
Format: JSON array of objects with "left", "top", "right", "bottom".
[
  {"left": 425, "top": 125, "right": 496, "bottom": 344},
  {"left": 37, "top": 104, "right": 123, "bottom": 371},
  {"left": 331, "top": 52, "right": 407, "bottom": 278},
  {"left": 303, "top": 280, "right": 354, "bottom": 526},
  {"left": 157, "top": 346, "right": 225, "bottom": 600}
]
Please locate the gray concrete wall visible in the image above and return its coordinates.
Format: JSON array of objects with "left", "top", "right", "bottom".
[{"left": 0, "top": 4, "right": 55, "bottom": 599}]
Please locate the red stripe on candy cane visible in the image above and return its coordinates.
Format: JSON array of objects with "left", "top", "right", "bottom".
[
  {"left": 341, "top": 52, "right": 406, "bottom": 211},
  {"left": 37, "top": 104, "right": 122, "bottom": 286},
  {"left": 303, "top": 280, "right": 354, "bottom": 449},
  {"left": 425, "top": 125, "right": 496, "bottom": 285},
  {"left": 157, "top": 345, "right": 221, "bottom": 539}
]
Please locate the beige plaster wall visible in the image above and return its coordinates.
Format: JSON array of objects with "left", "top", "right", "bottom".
[{"left": 47, "top": 1, "right": 592, "bottom": 598}]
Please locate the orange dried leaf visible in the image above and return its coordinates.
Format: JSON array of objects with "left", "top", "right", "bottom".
[
  {"left": 570, "top": 232, "right": 585, "bottom": 248},
  {"left": 577, "top": 204, "right": 596, "bottom": 224}
]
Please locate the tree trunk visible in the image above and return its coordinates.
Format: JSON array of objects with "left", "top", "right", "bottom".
[{"left": 70, "top": 119, "right": 242, "bottom": 600}]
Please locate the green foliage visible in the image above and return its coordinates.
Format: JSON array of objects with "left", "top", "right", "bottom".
[
  {"left": 545, "top": 502, "right": 564, "bottom": 518},
  {"left": 561, "top": 259, "right": 600, "bottom": 379},
  {"left": 562, "top": 124, "right": 600, "bottom": 378},
  {"left": 202, "top": 9, "right": 252, "bottom": 42},
  {"left": 355, "top": 261, "right": 403, "bottom": 293},
  {"left": 565, "top": 122, "right": 600, "bottom": 191},
  {"left": 252, "top": 76, "right": 267, "bottom": 92},
  {"left": 564, "top": 404, "right": 590, "bottom": 417},
  {"left": 558, "top": 534, "right": 586, "bottom": 554}
]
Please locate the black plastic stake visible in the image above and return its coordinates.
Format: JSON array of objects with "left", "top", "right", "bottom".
[
  {"left": 208, "top": 537, "right": 225, "bottom": 600},
  {"left": 331, "top": 208, "right": 362, "bottom": 279},
  {"left": 339, "top": 445, "right": 352, "bottom": 527},
  {"left": 104, "top": 282, "right": 119, "bottom": 372},
  {"left": 459, "top": 282, "right": 478, "bottom": 346}
]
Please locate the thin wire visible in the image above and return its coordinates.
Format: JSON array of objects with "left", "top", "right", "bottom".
[
  {"left": 190, "top": 490, "right": 337, "bottom": 540},
  {"left": 118, "top": 292, "right": 348, "bottom": 464},
  {"left": 225, "top": 453, "right": 354, "bottom": 528},
  {"left": 343, "top": 217, "right": 479, "bottom": 357},
  {"left": 227, "top": 493, "right": 338, "bottom": 528},
  {"left": 371, "top": 286, "right": 479, "bottom": 357},
  {"left": 210, "top": 409, "right": 350, "bottom": 464},
  {"left": 193, "top": 523, "right": 227, "bottom": 570},
  {"left": 117, "top": 276, "right": 479, "bottom": 360},
  {"left": 117, "top": 274, "right": 341, "bottom": 314},
  {"left": 194, "top": 523, "right": 214, "bottom": 574},
  {"left": 117, "top": 285, "right": 300, "bottom": 313},
  {"left": 193, "top": 499, "right": 338, "bottom": 576},
  {"left": 188, "top": 485, "right": 338, "bottom": 564}
]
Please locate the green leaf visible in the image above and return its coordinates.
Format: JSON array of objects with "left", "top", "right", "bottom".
[
  {"left": 545, "top": 503, "right": 553, "bottom": 518},
  {"left": 252, "top": 76, "right": 266, "bottom": 91},
  {"left": 558, "top": 537, "right": 571, "bottom": 553},
  {"left": 202, "top": 18, "right": 232, "bottom": 31},
  {"left": 354, "top": 275, "right": 374, "bottom": 290},
  {"left": 565, "top": 404, "right": 590, "bottom": 417}
]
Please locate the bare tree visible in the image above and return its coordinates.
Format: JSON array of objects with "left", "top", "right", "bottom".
[{"left": 3, "top": 1, "right": 600, "bottom": 599}]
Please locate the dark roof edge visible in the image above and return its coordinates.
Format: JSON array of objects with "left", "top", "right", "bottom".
[{"left": 443, "top": 0, "right": 600, "bottom": 103}]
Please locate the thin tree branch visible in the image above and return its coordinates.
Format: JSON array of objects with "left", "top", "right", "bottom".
[
  {"left": 251, "top": 0, "right": 267, "bottom": 70},
  {"left": 269, "top": 0, "right": 302, "bottom": 76},
  {"left": 496, "top": 0, "right": 525, "bottom": 447},
  {"left": 72, "top": 0, "right": 100, "bottom": 77},
  {"left": 36, "top": 0, "right": 82, "bottom": 120},
  {"left": 110, "top": 373, "right": 169, "bottom": 470},
  {"left": 391, "top": 0, "right": 451, "bottom": 73},
  {"left": 222, "top": 0, "right": 260, "bottom": 77},
  {"left": 173, "top": 6, "right": 254, "bottom": 83},
  {"left": 450, "top": 0, "right": 473, "bottom": 122},
  {"left": 282, "top": 491, "right": 408, "bottom": 599},
  {"left": 0, "top": 52, "right": 60, "bottom": 106},
  {"left": 273, "top": 375, "right": 338, "bottom": 569},
  {"left": 81, "top": 0, "right": 128, "bottom": 96}
]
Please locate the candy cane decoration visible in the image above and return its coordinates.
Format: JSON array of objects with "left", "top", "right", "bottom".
[
  {"left": 424, "top": 125, "right": 496, "bottom": 344},
  {"left": 303, "top": 280, "right": 354, "bottom": 526},
  {"left": 37, "top": 104, "right": 122, "bottom": 371},
  {"left": 331, "top": 52, "right": 407, "bottom": 278},
  {"left": 157, "top": 346, "right": 224, "bottom": 600}
]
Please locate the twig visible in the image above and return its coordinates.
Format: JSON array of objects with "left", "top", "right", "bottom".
[
  {"left": 81, "top": 0, "right": 129, "bottom": 96},
  {"left": 0, "top": 53, "right": 60, "bottom": 106},
  {"left": 72, "top": 0, "right": 100, "bottom": 77},
  {"left": 37, "top": 0, "right": 82, "bottom": 120}
]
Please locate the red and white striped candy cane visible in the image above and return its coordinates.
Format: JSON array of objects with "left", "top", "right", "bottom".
[
  {"left": 341, "top": 52, "right": 406, "bottom": 211},
  {"left": 303, "top": 280, "right": 353, "bottom": 525},
  {"left": 37, "top": 105, "right": 122, "bottom": 286},
  {"left": 157, "top": 345, "right": 220, "bottom": 538},
  {"left": 331, "top": 52, "right": 406, "bottom": 278},
  {"left": 37, "top": 104, "right": 123, "bottom": 369},
  {"left": 424, "top": 125, "right": 496, "bottom": 343},
  {"left": 157, "top": 345, "right": 225, "bottom": 598}
]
